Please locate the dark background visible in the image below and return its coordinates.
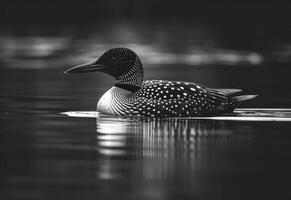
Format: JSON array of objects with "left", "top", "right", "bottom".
[{"left": 1, "top": 1, "right": 291, "bottom": 48}]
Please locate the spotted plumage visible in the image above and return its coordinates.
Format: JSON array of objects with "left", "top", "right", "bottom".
[{"left": 65, "top": 47, "right": 257, "bottom": 118}]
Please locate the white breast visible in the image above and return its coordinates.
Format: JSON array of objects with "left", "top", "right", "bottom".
[{"left": 97, "top": 87, "right": 132, "bottom": 115}]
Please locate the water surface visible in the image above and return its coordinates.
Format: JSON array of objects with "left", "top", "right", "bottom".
[{"left": 1, "top": 67, "right": 291, "bottom": 200}]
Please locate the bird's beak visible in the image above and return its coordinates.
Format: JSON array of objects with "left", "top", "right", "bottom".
[{"left": 64, "top": 61, "right": 105, "bottom": 74}]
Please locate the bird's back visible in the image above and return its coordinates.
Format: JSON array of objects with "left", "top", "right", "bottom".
[{"left": 131, "top": 80, "right": 239, "bottom": 117}]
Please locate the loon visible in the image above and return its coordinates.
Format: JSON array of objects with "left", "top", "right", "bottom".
[{"left": 65, "top": 47, "right": 257, "bottom": 118}]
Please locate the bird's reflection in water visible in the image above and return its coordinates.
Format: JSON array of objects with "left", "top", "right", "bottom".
[{"left": 96, "top": 117, "right": 232, "bottom": 182}]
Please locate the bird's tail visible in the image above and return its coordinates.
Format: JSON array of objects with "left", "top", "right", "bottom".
[
  {"left": 231, "top": 95, "right": 258, "bottom": 106},
  {"left": 232, "top": 95, "right": 258, "bottom": 102},
  {"left": 208, "top": 88, "right": 258, "bottom": 111}
]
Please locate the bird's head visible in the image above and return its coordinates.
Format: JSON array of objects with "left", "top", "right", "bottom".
[{"left": 65, "top": 47, "right": 143, "bottom": 79}]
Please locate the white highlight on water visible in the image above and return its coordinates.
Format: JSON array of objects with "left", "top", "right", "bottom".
[{"left": 60, "top": 108, "right": 291, "bottom": 122}]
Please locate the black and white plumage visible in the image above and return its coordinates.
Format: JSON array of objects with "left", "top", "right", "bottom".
[{"left": 65, "top": 47, "right": 257, "bottom": 118}]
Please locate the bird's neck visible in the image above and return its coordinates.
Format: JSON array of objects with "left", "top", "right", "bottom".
[
  {"left": 114, "top": 57, "right": 143, "bottom": 92},
  {"left": 114, "top": 83, "right": 141, "bottom": 92}
]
